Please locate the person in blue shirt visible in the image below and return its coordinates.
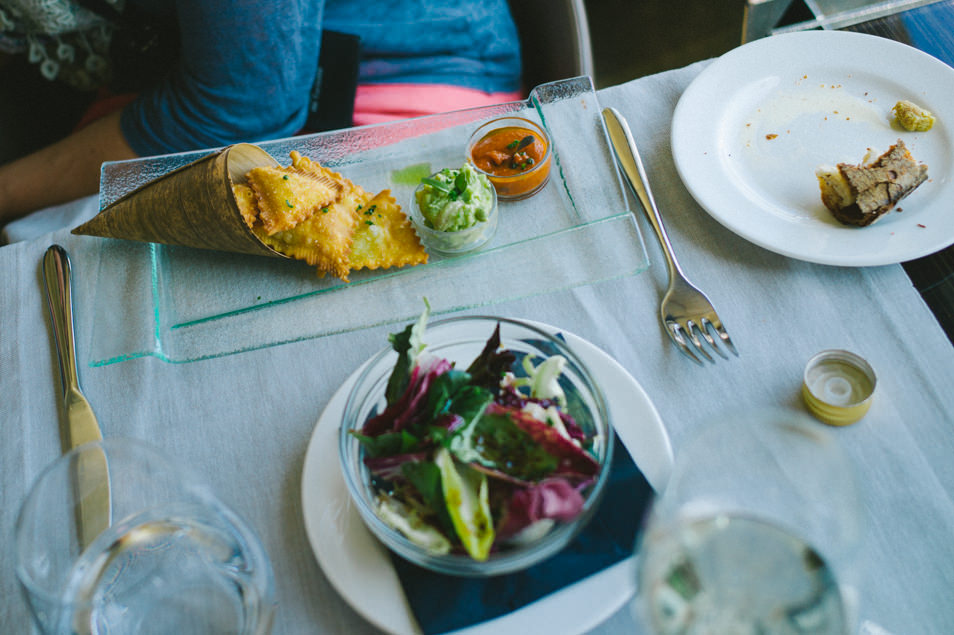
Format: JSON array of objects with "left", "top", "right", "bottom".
[{"left": 0, "top": 0, "right": 522, "bottom": 231}]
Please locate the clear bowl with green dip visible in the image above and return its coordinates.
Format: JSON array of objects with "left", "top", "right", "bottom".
[{"left": 411, "top": 163, "right": 498, "bottom": 254}]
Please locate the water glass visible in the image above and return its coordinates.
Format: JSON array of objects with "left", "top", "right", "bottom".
[
  {"left": 14, "top": 437, "right": 275, "bottom": 634},
  {"left": 633, "top": 409, "right": 860, "bottom": 634}
]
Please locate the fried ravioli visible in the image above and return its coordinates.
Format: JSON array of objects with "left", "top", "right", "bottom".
[
  {"left": 236, "top": 151, "right": 428, "bottom": 281},
  {"left": 257, "top": 175, "right": 367, "bottom": 281},
  {"left": 246, "top": 166, "right": 341, "bottom": 235},
  {"left": 231, "top": 183, "right": 260, "bottom": 229},
  {"left": 348, "top": 190, "right": 428, "bottom": 272}
]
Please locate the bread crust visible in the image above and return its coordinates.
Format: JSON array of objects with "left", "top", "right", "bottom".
[{"left": 816, "top": 140, "right": 928, "bottom": 227}]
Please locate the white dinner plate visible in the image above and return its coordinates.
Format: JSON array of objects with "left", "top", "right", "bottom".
[
  {"left": 300, "top": 319, "right": 673, "bottom": 635},
  {"left": 671, "top": 30, "right": 954, "bottom": 266}
]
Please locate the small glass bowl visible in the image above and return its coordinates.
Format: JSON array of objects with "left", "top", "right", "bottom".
[
  {"left": 410, "top": 173, "right": 498, "bottom": 255},
  {"left": 466, "top": 116, "right": 552, "bottom": 200},
  {"left": 338, "top": 315, "right": 614, "bottom": 577}
]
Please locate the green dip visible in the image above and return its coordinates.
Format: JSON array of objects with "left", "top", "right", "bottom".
[{"left": 415, "top": 163, "right": 494, "bottom": 232}]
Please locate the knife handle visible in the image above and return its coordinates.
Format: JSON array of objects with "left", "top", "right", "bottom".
[
  {"left": 43, "top": 244, "right": 80, "bottom": 397},
  {"left": 602, "top": 107, "right": 684, "bottom": 281}
]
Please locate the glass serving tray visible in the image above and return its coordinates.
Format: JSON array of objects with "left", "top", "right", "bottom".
[{"left": 89, "top": 76, "right": 648, "bottom": 364}]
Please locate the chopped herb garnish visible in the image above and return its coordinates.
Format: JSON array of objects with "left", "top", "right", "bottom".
[
  {"left": 282, "top": 174, "right": 289, "bottom": 180},
  {"left": 285, "top": 199, "right": 294, "bottom": 208},
  {"left": 321, "top": 207, "right": 329, "bottom": 214},
  {"left": 422, "top": 176, "right": 452, "bottom": 193},
  {"left": 365, "top": 220, "right": 374, "bottom": 225}
]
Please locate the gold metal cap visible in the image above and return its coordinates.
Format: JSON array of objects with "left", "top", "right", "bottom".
[{"left": 802, "top": 349, "right": 877, "bottom": 426}]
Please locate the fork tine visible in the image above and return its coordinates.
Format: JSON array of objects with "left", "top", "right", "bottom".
[
  {"left": 720, "top": 327, "right": 739, "bottom": 356},
  {"left": 698, "top": 319, "right": 729, "bottom": 360},
  {"left": 684, "top": 320, "right": 716, "bottom": 363},
  {"left": 709, "top": 319, "right": 739, "bottom": 357},
  {"left": 667, "top": 322, "right": 708, "bottom": 365}
]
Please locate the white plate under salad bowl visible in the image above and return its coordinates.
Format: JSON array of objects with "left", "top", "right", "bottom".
[
  {"left": 671, "top": 29, "right": 954, "bottom": 266},
  {"left": 300, "top": 319, "right": 673, "bottom": 635}
]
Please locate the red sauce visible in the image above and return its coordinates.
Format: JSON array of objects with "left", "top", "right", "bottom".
[{"left": 469, "top": 125, "right": 551, "bottom": 199}]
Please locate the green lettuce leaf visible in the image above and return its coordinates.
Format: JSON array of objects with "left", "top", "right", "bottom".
[
  {"left": 375, "top": 494, "right": 451, "bottom": 555},
  {"left": 402, "top": 460, "right": 454, "bottom": 534},
  {"left": 449, "top": 410, "right": 559, "bottom": 480},
  {"left": 385, "top": 299, "right": 431, "bottom": 404},
  {"left": 350, "top": 429, "right": 421, "bottom": 458},
  {"left": 435, "top": 447, "right": 494, "bottom": 560}
]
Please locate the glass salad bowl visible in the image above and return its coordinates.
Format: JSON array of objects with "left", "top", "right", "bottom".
[{"left": 338, "top": 315, "right": 614, "bottom": 577}]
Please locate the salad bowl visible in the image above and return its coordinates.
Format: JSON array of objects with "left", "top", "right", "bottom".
[{"left": 338, "top": 314, "right": 614, "bottom": 576}]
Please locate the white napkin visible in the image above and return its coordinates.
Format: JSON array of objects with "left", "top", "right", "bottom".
[{"left": 2, "top": 194, "right": 100, "bottom": 245}]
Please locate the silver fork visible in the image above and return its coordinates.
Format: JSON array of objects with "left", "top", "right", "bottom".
[{"left": 602, "top": 107, "right": 738, "bottom": 364}]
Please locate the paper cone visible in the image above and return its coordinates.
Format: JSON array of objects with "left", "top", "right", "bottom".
[{"left": 73, "top": 143, "right": 289, "bottom": 259}]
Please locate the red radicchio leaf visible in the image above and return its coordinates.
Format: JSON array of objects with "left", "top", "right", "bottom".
[
  {"left": 436, "top": 412, "right": 465, "bottom": 433},
  {"left": 364, "top": 452, "right": 430, "bottom": 480},
  {"left": 465, "top": 324, "right": 516, "bottom": 391},
  {"left": 496, "top": 385, "right": 586, "bottom": 443},
  {"left": 497, "top": 477, "right": 586, "bottom": 538},
  {"left": 468, "top": 462, "right": 533, "bottom": 487},
  {"left": 485, "top": 402, "right": 600, "bottom": 477},
  {"left": 362, "top": 358, "right": 453, "bottom": 436}
]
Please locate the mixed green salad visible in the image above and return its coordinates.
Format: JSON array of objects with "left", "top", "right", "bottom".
[{"left": 351, "top": 307, "right": 601, "bottom": 561}]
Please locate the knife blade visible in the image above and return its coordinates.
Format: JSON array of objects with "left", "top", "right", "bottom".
[{"left": 43, "top": 244, "right": 111, "bottom": 550}]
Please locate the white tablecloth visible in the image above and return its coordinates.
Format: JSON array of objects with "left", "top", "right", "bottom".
[{"left": 3, "top": 62, "right": 954, "bottom": 634}]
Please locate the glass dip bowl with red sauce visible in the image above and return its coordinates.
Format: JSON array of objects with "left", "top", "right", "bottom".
[{"left": 466, "top": 117, "right": 552, "bottom": 201}]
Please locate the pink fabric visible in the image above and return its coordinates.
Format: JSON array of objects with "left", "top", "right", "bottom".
[
  {"left": 353, "top": 83, "right": 524, "bottom": 125},
  {"left": 74, "top": 89, "right": 138, "bottom": 132}
]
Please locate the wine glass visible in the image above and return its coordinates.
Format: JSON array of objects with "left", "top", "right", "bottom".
[
  {"left": 633, "top": 408, "right": 860, "bottom": 634},
  {"left": 15, "top": 437, "right": 275, "bottom": 634}
]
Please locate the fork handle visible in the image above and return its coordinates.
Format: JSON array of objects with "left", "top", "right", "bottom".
[{"left": 602, "top": 107, "right": 684, "bottom": 282}]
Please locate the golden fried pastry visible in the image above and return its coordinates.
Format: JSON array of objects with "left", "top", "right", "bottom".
[
  {"left": 348, "top": 190, "right": 428, "bottom": 272},
  {"left": 246, "top": 166, "right": 341, "bottom": 235},
  {"left": 237, "top": 150, "right": 428, "bottom": 282},
  {"left": 288, "top": 150, "right": 327, "bottom": 177},
  {"left": 257, "top": 172, "right": 368, "bottom": 281},
  {"left": 232, "top": 183, "right": 259, "bottom": 229}
]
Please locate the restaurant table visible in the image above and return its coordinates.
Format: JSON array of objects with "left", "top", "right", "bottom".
[{"left": 4, "top": 40, "right": 954, "bottom": 635}]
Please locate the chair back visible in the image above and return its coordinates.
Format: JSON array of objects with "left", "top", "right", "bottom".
[{"left": 508, "top": 0, "right": 595, "bottom": 91}]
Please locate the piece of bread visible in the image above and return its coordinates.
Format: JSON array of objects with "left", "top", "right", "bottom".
[{"left": 816, "top": 140, "right": 928, "bottom": 226}]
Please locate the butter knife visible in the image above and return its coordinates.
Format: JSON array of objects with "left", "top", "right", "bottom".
[{"left": 43, "top": 244, "right": 111, "bottom": 549}]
